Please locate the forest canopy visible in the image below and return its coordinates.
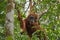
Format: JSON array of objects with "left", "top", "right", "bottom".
[{"left": 0, "top": 0, "right": 60, "bottom": 40}]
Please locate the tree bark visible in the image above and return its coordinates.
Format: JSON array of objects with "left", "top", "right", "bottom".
[{"left": 5, "top": 0, "right": 15, "bottom": 40}]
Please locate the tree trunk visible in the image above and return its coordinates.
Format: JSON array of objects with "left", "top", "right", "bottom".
[{"left": 5, "top": 0, "right": 15, "bottom": 40}]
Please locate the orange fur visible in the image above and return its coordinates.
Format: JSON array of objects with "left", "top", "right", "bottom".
[{"left": 17, "top": 11, "right": 47, "bottom": 40}]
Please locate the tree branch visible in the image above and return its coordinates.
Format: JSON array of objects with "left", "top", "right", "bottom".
[{"left": 38, "top": 9, "right": 48, "bottom": 19}]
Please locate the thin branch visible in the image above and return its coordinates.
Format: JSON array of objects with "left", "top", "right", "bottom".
[
  {"left": 24, "top": 1, "right": 36, "bottom": 13},
  {"left": 25, "top": 5, "right": 30, "bottom": 13},
  {"left": 39, "top": 9, "right": 48, "bottom": 19}
]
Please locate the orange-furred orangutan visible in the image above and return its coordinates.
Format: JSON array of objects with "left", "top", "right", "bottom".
[
  {"left": 17, "top": 9, "right": 47, "bottom": 40},
  {"left": 16, "top": 0, "right": 47, "bottom": 40}
]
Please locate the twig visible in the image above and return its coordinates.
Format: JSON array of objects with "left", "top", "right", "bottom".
[{"left": 39, "top": 9, "right": 48, "bottom": 19}]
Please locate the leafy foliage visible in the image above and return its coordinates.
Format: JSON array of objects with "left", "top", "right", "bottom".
[{"left": 0, "top": 0, "right": 60, "bottom": 40}]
